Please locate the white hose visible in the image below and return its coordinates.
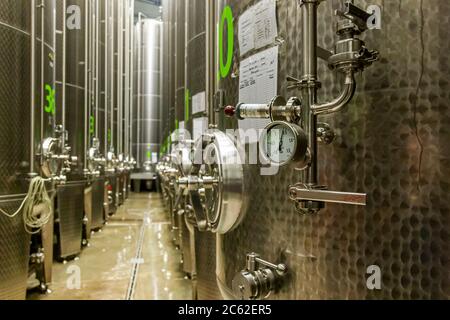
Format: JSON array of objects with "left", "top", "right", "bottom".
[{"left": 0, "top": 177, "right": 53, "bottom": 234}]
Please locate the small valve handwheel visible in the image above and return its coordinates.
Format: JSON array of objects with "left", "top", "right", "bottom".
[{"left": 188, "top": 131, "right": 246, "bottom": 234}]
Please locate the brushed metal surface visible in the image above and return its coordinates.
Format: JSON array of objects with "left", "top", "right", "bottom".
[
  {"left": 118, "top": 172, "right": 125, "bottom": 205},
  {"left": 34, "top": 0, "right": 56, "bottom": 173},
  {"left": 186, "top": 0, "right": 206, "bottom": 123},
  {"left": 98, "top": 0, "right": 106, "bottom": 155},
  {"left": 212, "top": 0, "right": 450, "bottom": 300},
  {"left": 0, "top": 197, "right": 31, "bottom": 300},
  {"left": 184, "top": 0, "right": 222, "bottom": 300},
  {"left": 0, "top": 11, "right": 31, "bottom": 196},
  {"left": 41, "top": 193, "right": 55, "bottom": 286},
  {"left": 103, "top": 180, "right": 109, "bottom": 219},
  {"left": 55, "top": 0, "right": 86, "bottom": 179},
  {"left": 84, "top": 185, "right": 93, "bottom": 239},
  {"left": 0, "top": 0, "right": 55, "bottom": 300},
  {"left": 160, "top": 0, "right": 176, "bottom": 140},
  {"left": 174, "top": 0, "right": 185, "bottom": 125},
  {"left": 55, "top": 183, "right": 85, "bottom": 259},
  {"left": 182, "top": 217, "right": 193, "bottom": 275},
  {"left": 195, "top": 231, "right": 222, "bottom": 300},
  {"left": 91, "top": 177, "right": 105, "bottom": 230},
  {"left": 108, "top": 173, "right": 118, "bottom": 214},
  {"left": 133, "top": 19, "right": 162, "bottom": 168}
]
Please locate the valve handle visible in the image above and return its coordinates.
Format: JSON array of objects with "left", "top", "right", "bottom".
[
  {"left": 224, "top": 105, "right": 236, "bottom": 117},
  {"left": 335, "top": 2, "right": 371, "bottom": 33}
]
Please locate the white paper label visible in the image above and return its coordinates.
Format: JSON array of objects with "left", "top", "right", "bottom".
[
  {"left": 238, "top": 46, "right": 278, "bottom": 143},
  {"left": 254, "top": 0, "right": 278, "bottom": 49},
  {"left": 238, "top": 0, "right": 278, "bottom": 56},
  {"left": 238, "top": 9, "right": 255, "bottom": 56},
  {"left": 151, "top": 153, "right": 158, "bottom": 164},
  {"left": 192, "top": 91, "right": 206, "bottom": 115},
  {"left": 193, "top": 117, "right": 209, "bottom": 142}
]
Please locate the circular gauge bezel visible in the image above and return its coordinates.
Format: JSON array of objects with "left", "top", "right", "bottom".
[{"left": 260, "top": 121, "right": 308, "bottom": 167}]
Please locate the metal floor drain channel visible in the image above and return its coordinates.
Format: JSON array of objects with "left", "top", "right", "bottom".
[{"left": 125, "top": 219, "right": 147, "bottom": 300}]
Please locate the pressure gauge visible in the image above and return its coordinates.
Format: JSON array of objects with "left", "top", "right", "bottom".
[{"left": 260, "top": 121, "right": 308, "bottom": 167}]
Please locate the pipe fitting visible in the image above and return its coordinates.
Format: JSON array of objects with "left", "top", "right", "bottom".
[{"left": 311, "top": 71, "right": 356, "bottom": 115}]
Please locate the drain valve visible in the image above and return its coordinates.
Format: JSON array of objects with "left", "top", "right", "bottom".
[{"left": 232, "top": 253, "right": 287, "bottom": 300}]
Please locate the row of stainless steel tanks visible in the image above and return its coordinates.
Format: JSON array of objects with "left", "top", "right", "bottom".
[
  {"left": 158, "top": 0, "right": 450, "bottom": 300},
  {"left": 0, "top": 0, "right": 158, "bottom": 299}
]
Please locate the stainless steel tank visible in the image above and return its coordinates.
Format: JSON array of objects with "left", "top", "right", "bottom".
[
  {"left": 89, "top": 0, "right": 107, "bottom": 230},
  {"left": 174, "top": 0, "right": 185, "bottom": 129},
  {"left": 160, "top": 0, "right": 172, "bottom": 152},
  {"left": 54, "top": 0, "right": 86, "bottom": 260},
  {"left": 105, "top": 0, "right": 118, "bottom": 214},
  {"left": 0, "top": 0, "right": 56, "bottom": 299},
  {"left": 214, "top": 0, "right": 450, "bottom": 300},
  {"left": 133, "top": 19, "right": 162, "bottom": 170},
  {"left": 184, "top": 0, "right": 222, "bottom": 300},
  {"left": 56, "top": 0, "right": 86, "bottom": 180},
  {"left": 166, "top": 0, "right": 186, "bottom": 267}
]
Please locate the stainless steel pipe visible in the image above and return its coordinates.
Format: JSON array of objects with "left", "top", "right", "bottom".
[
  {"left": 30, "top": 0, "right": 37, "bottom": 174},
  {"left": 312, "top": 71, "right": 356, "bottom": 115},
  {"left": 299, "top": 0, "right": 319, "bottom": 187}
]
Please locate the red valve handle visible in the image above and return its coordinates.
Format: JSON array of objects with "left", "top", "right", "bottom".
[{"left": 224, "top": 105, "right": 236, "bottom": 118}]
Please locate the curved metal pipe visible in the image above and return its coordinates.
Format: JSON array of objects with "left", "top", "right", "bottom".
[{"left": 311, "top": 71, "right": 356, "bottom": 115}]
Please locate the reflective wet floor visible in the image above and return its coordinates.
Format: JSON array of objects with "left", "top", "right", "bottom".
[{"left": 29, "top": 193, "right": 192, "bottom": 300}]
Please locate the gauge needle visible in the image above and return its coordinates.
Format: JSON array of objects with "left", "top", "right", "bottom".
[{"left": 279, "top": 130, "right": 285, "bottom": 152}]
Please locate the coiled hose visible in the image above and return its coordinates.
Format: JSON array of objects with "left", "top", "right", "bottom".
[{"left": 0, "top": 177, "right": 53, "bottom": 234}]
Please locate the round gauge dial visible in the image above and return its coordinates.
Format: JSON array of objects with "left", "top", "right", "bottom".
[{"left": 261, "top": 121, "right": 308, "bottom": 167}]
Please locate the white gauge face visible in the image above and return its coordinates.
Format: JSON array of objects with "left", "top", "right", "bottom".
[{"left": 263, "top": 124, "right": 296, "bottom": 164}]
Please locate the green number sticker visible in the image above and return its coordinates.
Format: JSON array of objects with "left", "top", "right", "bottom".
[
  {"left": 90, "top": 116, "right": 95, "bottom": 135},
  {"left": 219, "top": 6, "right": 234, "bottom": 79},
  {"left": 44, "top": 84, "right": 55, "bottom": 115}
]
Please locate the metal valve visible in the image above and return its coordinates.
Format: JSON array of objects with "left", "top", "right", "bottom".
[
  {"left": 329, "top": 2, "right": 379, "bottom": 72},
  {"left": 224, "top": 96, "right": 301, "bottom": 123},
  {"left": 317, "top": 123, "right": 336, "bottom": 145},
  {"left": 232, "top": 253, "right": 287, "bottom": 300},
  {"left": 335, "top": 1, "right": 372, "bottom": 33},
  {"left": 177, "top": 175, "right": 219, "bottom": 191}
]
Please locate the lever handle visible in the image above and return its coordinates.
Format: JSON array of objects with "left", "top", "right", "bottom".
[
  {"left": 289, "top": 186, "right": 366, "bottom": 206},
  {"left": 286, "top": 75, "right": 301, "bottom": 90},
  {"left": 335, "top": 2, "right": 371, "bottom": 32}
]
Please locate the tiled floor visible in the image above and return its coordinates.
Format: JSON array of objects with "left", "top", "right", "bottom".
[{"left": 29, "top": 193, "right": 192, "bottom": 300}]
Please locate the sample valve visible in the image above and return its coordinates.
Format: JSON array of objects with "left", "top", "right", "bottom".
[
  {"left": 87, "top": 138, "right": 106, "bottom": 177},
  {"left": 232, "top": 253, "right": 287, "bottom": 300},
  {"left": 39, "top": 126, "right": 78, "bottom": 182}
]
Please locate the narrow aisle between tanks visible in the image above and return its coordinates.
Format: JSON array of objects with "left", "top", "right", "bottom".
[{"left": 29, "top": 193, "right": 192, "bottom": 300}]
